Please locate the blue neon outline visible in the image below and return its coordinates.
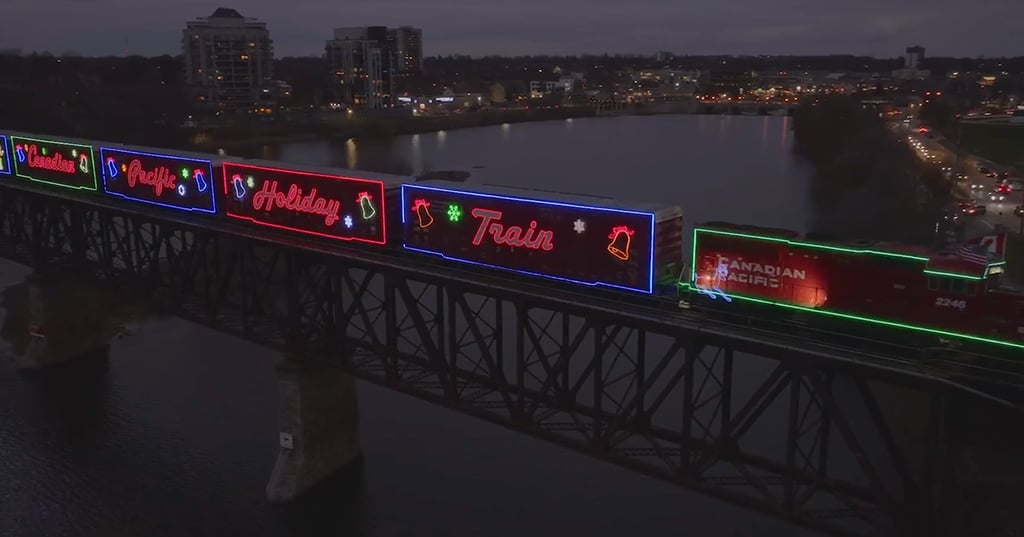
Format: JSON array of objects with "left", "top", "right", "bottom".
[
  {"left": 0, "top": 135, "right": 11, "bottom": 176},
  {"left": 401, "top": 183, "right": 657, "bottom": 294},
  {"left": 105, "top": 157, "right": 119, "bottom": 178},
  {"left": 194, "top": 170, "right": 209, "bottom": 193},
  {"left": 11, "top": 136, "right": 98, "bottom": 191},
  {"left": 99, "top": 147, "right": 217, "bottom": 215},
  {"left": 232, "top": 175, "right": 247, "bottom": 198}
]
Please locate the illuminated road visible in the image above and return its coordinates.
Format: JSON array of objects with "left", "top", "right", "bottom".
[{"left": 894, "top": 120, "right": 1024, "bottom": 236}]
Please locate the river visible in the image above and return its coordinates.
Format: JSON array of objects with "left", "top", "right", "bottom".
[{"left": 1, "top": 115, "right": 827, "bottom": 537}]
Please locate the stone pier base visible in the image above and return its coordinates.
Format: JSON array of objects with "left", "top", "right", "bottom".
[
  {"left": 13, "top": 274, "right": 111, "bottom": 370},
  {"left": 266, "top": 358, "right": 362, "bottom": 503}
]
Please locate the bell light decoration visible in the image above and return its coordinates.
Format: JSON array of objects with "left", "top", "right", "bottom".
[
  {"left": 357, "top": 192, "right": 376, "bottom": 220},
  {"left": 193, "top": 169, "right": 209, "bottom": 193},
  {"left": 78, "top": 153, "right": 90, "bottom": 174},
  {"left": 232, "top": 174, "right": 247, "bottom": 199},
  {"left": 413, "top": 198, "right": 434, "bottom": 229},
  {"left": 606, "top": 225, "right": 635, "bottom": 261},
  {"left": 106, "top": 157, "right": 119, "bottom": 178}
]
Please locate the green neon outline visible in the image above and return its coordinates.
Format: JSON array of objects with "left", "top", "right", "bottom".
[
  {"left": 689, "top": 227, "right": 1022, "bottom": 350},
  {"left": 922, "top": 269, "right": 984, "bottom": 280},
  {"left": 11, "top": 136, "right": 98, "bottom": 191},
  {"left": 678, "top": 282, "right": 1024, "bottom": 350}
]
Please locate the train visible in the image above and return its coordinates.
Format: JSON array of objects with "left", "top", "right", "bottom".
[{"left": 1, "top": 130, "right": 1022, "bottom": 354}]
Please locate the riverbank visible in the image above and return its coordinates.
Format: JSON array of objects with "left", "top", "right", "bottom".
[
  {"left": 186, "top": 101, "right": 793, "bottom": 151},
  {"left": 188, "top": 106, "right": 599, "bottom": 150},
  {"left": 939, "top": 120, "right": 1024, "bottom": 172}
]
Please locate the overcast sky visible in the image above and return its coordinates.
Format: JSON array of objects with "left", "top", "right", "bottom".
[{"left": 4, "top": 0, "right": 1023, "bottom": 58}]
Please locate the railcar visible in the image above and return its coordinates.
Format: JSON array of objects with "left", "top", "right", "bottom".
[
  {"left": 683, "top": 221, "right": 1024, "bottom": 352},
  {"left": 395, "top": 180, "right": 685, "bottom": 295}
]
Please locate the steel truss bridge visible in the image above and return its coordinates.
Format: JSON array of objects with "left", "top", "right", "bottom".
[{"left": 0, "top": 180, "right": 1017, "bottom": 537}]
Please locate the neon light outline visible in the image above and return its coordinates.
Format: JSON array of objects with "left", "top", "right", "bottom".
[
  {"left": 694, "top": 259, "right": 733, "bottom": 302},
  {"left": 400, "top": 183, "right": 657, "bottom": 294},
  {"left": 222, "top": 162, "right": 387, "bottom": 246},
  {"left": 688, "top": 227, "right": 1023, "bottom": 350},
  {"left": 99, "top": 147, "right": 217, "bottom": 214},
  {"left": 232, "top": 174, "right": 247, "bottom": 198},
  {"left": 412, "top": 198, "right": 434, "bottom": 228},
  {"left": 606, "top": 225, "right": 635, "bottom": 261},
  {"left": 922, "top": 269, "right": 984, "bottom": 281},
  {"left": 194, "top": 169, "right": 209, "bottom": 193},
  {"left": 357, "top": 192, "right": 377, "bottom": 220},
  {"left": 0, "top": 135, "right": 11, "bottom": 176},
  {"left": 11, "top": 136, "right": 98, "bottom": 191},
  {"left": 470, "top": 208, "right": 555, "bottom": 251},
  {"left": 447, "top": 203, "right": 462, "bottom": 222},
  {"left": 251, "top": 180, "right": 342, "bottom": 226}
]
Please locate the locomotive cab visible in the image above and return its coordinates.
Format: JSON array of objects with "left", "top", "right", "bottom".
[{"left": 924, "top": 253, "right": 1024, "bottom": 349}]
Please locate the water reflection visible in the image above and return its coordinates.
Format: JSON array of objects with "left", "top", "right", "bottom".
[
  {"left": 271, "top": 115, "right": 813, "bottom": 232},
  {"left": 19, "top": 349, "right": 113, "bottom": 448},
  {"left": 410, "top": 134, "right": 422, "bottom": 175},
  {"left": 345, "top": 138, "right": 358, "bottom": 169}
]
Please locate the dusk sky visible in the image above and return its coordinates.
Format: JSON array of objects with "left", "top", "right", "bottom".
[{"left": 4, "top": 0, "right": 1023, "bottom": 58}]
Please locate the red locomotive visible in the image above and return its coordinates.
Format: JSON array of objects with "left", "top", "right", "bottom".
[{"left": 684, "top": 222, "right": 1024, "bottom": 352}]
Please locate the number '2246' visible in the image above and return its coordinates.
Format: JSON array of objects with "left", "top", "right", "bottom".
[{"left": 935, "top": 297, "right": 967, "bottom": 311}]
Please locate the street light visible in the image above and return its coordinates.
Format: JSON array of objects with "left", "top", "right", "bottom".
[{"left": 1016, "top": 205, "right": 1024, "bottom": 236}]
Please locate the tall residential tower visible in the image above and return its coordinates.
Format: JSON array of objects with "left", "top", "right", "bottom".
[
  {"left": 388, "top": 26, "right": 423, "bottom": 74},
  {"left": 325, "top": 27, "right": 394, "bottom": 110},
  {"left": 183, "top": 8, "right": 274, "bottom": 112}
]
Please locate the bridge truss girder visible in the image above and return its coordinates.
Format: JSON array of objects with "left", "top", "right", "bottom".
[{"left": 0, "top": 187, "right": 966, "bottom": 537}]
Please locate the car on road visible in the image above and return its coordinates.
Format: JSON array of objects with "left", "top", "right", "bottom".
[{"left": 959, "top": 201, "right": 987, "bottom": 215}]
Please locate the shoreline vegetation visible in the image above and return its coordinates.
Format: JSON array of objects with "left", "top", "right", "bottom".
[
  {"left": 190, "top": 106, "right": 598, "bottom": 150},
  {"left": 187, "top": 101, "right": 791, "bottom": 151},
  {"left": 791, "top": 94, "right": 954, "bottom": 247}
]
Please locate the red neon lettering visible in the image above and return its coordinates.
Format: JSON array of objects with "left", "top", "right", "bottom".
[
  {"left": 126, "top": 159, "right": 177, "bottom": 197},
  {"left": 470, "top": 208, "right": 554, "bottom": 251},
  {"left": 251, "top": 180, "right": 341, "bottom": 226},
  {"left": 26, "top": 145, "right": 75, "bottom": 174}
]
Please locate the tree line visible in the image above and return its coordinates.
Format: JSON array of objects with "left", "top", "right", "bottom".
[{"left": 792, "top": 94, "right": 953, "bottom": 246}]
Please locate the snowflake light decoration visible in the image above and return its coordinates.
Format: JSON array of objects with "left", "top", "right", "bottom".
[
  {"left": 447, "top": 203, "right": 462, "bottom": 222},
  {"left": 573, "top": 219, "right": 586, "bottom": 234}
]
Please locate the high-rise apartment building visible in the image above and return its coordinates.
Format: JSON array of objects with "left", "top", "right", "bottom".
[
  {"left": 387, "top": 26, "right": 423, "bottom": 74},
  {"left": 325, "top": 27, "right": 395, "bottom": 109},
  {"left": 183, "top": 8, "right": 274, "bottom": 112},
  {"left": 905, "top": 46, "right": 925, "bottom": 70}
]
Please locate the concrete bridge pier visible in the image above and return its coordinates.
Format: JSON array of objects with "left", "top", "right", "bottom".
[
  {"left": 266, "top": 357, "right": 362, "bottom": 503},
  {"left": 13, "top": 273, "right": 113, "bottom": 370}
]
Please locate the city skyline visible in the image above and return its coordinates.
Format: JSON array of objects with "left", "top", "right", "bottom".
[{"left": 3, "top": 0, "right": 1022, "bottom": 58}]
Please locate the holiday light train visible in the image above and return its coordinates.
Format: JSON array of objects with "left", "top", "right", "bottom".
[
  {"left": 684, "top": 222, "right": 1024, "bottom": 352},
  {"left": 2, "top": 130, "right": 1023, "bottom": 353}
]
